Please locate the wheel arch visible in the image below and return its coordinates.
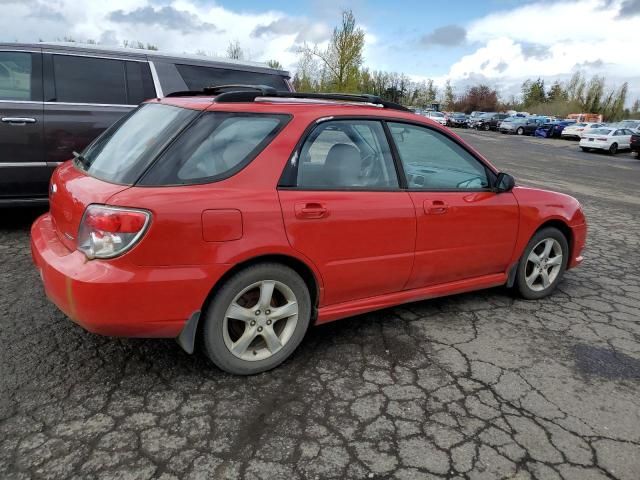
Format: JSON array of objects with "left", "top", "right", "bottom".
[{"left": 534, "top": 219, "right": 573, "bottom": 259}]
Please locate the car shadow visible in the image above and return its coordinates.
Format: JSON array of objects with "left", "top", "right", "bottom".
[{"left": 1, "top": 206, "right": 48, "bottom": 231}]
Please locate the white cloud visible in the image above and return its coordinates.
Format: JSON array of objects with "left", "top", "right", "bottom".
[
  {"left": 0, "top": 0, "right": 333, "bottom": 69},
  {"left": 442, "top": 0, "right": 638, "bottom": 101}
]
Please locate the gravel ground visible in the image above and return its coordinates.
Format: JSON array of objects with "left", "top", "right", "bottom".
[{"left": 1, "top": 131, "right": 639, "bottom": 480}]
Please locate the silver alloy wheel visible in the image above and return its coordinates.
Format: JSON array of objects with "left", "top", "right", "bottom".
[
  {"left": 222, "top": 280, "right": 299, "bottom": 362},
  {"left": 525, "top": 238, "right": 563, "bottom": 292}
]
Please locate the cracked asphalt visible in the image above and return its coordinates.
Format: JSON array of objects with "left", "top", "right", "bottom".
[{"left": 1, "top": 131, "right": 639, "bottom": 480}]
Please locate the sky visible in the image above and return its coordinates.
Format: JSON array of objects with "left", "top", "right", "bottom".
[{"left": 0, "top": 0, "right": 638, "bottom": 103}]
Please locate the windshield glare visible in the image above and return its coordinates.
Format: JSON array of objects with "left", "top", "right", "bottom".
[{"left": 78, "top": 103, "right": 198, "bottom": 185}]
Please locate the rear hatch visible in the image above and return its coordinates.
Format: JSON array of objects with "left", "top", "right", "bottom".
[{"left": 49, "top": 102, "right": 200, "bottom": 251}]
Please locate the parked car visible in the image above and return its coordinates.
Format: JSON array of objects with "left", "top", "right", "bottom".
[
  {"left": 0, "top": 42, "right": 292, "bottom": 206},
  {"left": 471, "top": 113, "right": 509, "bottom": 131},
  {"left": 534, "top": 120, "right": 576, "bottom": 138},
  {"left": 561, "top": 122, "right": 604, "bottom": 139},
  {"left": 31, "top": 87, "right": 587, "bottom": 375},
  {"left": 616, "top": 119, "right": 640, "bottom": 133},
  {"left": 447, "top": 112, "right": 468, "bottom": 128},
  {"left": 424, "top": 110, "right": 447, "bottom": 126},
  {"left": 579, "top": 127, "right": 634, "bottom": 154},
  {"left": 500, "top": 117, "right": 545, "bottom": 135},
  {"left": 469, "top": 111, "right": 486, "bottom": 121},
  {"left": 631, "top": 133, "right": 640, "bottom": 156}
]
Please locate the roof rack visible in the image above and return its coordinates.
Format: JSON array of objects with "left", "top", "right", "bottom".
[{"left": 165, "top": 85, "right": 410, "bottom": 111}]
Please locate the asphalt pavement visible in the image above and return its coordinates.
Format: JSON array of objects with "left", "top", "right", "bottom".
[{"left": 1, "top": 130, "right": 639, "bottom": 480}]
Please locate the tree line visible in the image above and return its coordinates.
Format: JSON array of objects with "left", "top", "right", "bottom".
[{"left": 287, "top": 10, "right": 636, "bottom": 121}]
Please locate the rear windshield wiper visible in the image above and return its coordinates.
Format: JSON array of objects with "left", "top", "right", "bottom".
[{"left": 72, "top": 150, "right": 89, "bottom": 169}]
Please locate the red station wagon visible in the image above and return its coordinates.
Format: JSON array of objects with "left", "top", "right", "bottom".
[{"left": 31, "top": 86, "right": 587, "bottom": 374}]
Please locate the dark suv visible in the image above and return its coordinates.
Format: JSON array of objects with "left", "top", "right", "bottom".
[
  {"left": 0, "top": 42, "right": 291, "bottom": 206},
  {"left": 472, "top": 113, "right": 509, "bottom": 131}
]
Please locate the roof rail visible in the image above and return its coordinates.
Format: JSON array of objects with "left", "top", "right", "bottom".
[{"left": 166, "top": 85, "right": 410, "bottom": 111}]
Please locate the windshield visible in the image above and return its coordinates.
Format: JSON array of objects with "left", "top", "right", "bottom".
[
  {"left": 590, "top": 128, "right": 612, "bottom": 135},
  {"left": 430, "top": 112, "right": 444, "bottom": 117},
  {"left": 78, "top": 103, "right": 198, "bottom": 185}
]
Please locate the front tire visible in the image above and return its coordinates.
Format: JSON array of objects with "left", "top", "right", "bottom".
[
  {"left": 483, "top": 123, "right": 490, "bottom": 131},
  {"left": 516, "top": 127, "right": 524, "bottom": 135},
  {"left": 202, "top": 263, "right": 311, "bottom": 375},
  {"left": 515, "top": 227, "right": 569, "bottom": 300}
]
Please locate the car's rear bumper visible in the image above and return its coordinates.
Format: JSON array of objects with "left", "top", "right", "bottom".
[{"left": 31, "top": 213, "right": 226, "bottom": 338}]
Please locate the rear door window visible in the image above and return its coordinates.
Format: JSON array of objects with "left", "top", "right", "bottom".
[
  {"left": 140, "top": 112, "right": 289, "bottom": 185},
  {"left": 175, "top": 64, "right": 288, "bottom": 91},
  {"left": 53, "top": 55, "right": 128, "bottom": 104},
  {"left": 294, "top": 120, "right": 399, "bottom": 189},
  {"left": 0, "top": 51, "right": 37, "bottom": 101},
  {"left": 125, "top": 61, "right": 156, "bottom": 104}
]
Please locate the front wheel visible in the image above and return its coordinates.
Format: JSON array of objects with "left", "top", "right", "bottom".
[
  {"left": 202, "top": 263, "right": 311, "bottom": 375},
  {"left": 483, "top": 123, "right": 490, "bottom": 131},
  {"left": 515, "top": 227, "right": 569, "bottom": 300},
  {"left": 516, "top": 127, "right": 524, "bottom": 135}
]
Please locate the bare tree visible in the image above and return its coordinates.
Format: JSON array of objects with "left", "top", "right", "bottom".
[
  {"left": 226, "top": 40, "right": 244, "bottom": 60},
  {"left": 301, "top": 10, "right": 365, "bottom": 92},
  {"left": 266, "top": 59, "right": 284, "bottom": 70}
]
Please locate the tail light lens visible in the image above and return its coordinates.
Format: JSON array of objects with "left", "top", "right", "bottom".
[{"left": 77, "top": 205, "right": 151, "bottom": 259}]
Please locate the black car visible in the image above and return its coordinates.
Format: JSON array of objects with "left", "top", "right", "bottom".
[
  {"left": 447, "top": 112, "right": 468, "bottom": 128},
  {"left": 0, "top": 42, "right": 292, "bottom": 206},
  {"left": 471, "top": 113, "right": 509, "bottom": 131},
  {"left": 631, "top": 133, "right": 640, "bottom": 156},
  {"left": 500, "top": 118, "right": 546, "bottom": 135}
]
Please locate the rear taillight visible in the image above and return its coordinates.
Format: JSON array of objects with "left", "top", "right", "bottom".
[
  {"left": 77, "top": 205, "right": 151, "bottom": 259},
  {"left": 596, "top": 137, "right": 607, "bottom": 141}
]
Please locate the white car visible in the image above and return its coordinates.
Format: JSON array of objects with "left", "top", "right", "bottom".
[
  {"left": 425, "top": 111, "right": 447, "bottom": 126},
  {"left": 561, "top": 122, "right": 604, "bottom": 139},
  {"left": 579, "top": 127, "right": 634, "bottom": 155}
]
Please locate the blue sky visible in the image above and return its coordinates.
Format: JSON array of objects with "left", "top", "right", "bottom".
[{"left": 1, "top": 0, "right": 638, "bottom": 102}]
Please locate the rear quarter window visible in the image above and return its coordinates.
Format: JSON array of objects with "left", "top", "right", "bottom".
[
  {"left": 175, "top": 64, "right": 289, "bottom": 91},
  {"left": 139, "top": 112, "right": 290, "bottom": 185}
]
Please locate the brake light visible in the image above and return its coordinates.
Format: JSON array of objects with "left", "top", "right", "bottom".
[
  {"left": 596, "top": 137, "right": 607, "bottom": 141},
  {"left": 77, "top": 205, "right": 151, "bottom": 259}
]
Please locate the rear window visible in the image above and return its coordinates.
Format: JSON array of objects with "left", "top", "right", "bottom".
[
  {"left": 139, "top": 112, "right": 290, "bottom": 185},
  {"left": 589, "top": 129, "right": 612, "bottom": 135},
  {"left": 78, "top": 103, "right": 198, "bottom": 184},
  {"left": 176, "top": 64, "right": 289, "bottom": 91}
]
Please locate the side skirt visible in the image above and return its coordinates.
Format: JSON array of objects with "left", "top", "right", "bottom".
[{"left": 316, "top": 273, "right": 507, "bottom": 325}]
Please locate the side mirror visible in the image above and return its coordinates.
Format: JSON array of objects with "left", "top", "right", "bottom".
[{"left": 495, "top": 172, "right": 515, "bottom": 193}]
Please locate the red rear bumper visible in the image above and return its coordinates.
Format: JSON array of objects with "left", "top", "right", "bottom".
[{"left": 31, "top": 213, "right": 226, "bottom": 338}]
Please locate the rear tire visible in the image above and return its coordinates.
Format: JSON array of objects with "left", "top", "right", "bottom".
[
  {"left": 608, "top": 143, "right": 618, "bottom": 155},
  {"left": 516, "top": 127, "right": 524, "bottom": 135},
  {"left": 483, "top": 123, "right": 490, "bottom": 131},
  {"left": 515, "top": 227, "right": 569, "bottom": 300},
  {"left": 581, "top": 147, "right": 590, "bottom": 152},
  {"left": 202, "top": 263, "right": 311, "bottom": 375}
]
